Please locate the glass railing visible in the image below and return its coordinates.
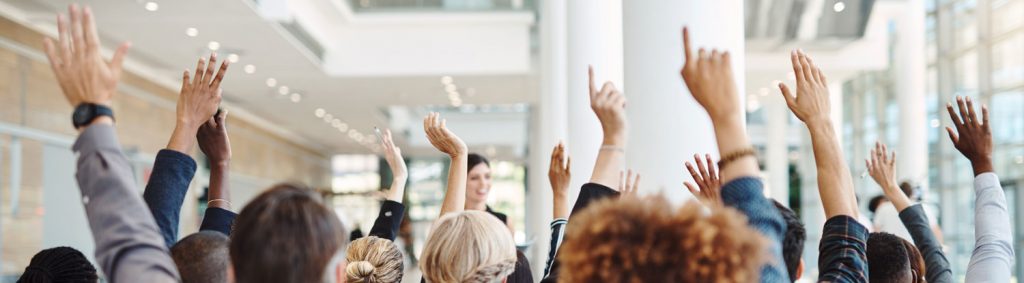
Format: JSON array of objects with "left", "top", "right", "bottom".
[{"left": 348, "top": 0, "right": 533, "bottom": 12}]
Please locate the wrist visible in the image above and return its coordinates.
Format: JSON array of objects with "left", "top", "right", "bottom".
[
  {"left": 970, "top": 158, "right": 994, "bottom": 176},
  {"left": 805, "top": 118, "right": 834, "bottom": 130},
  {"left": 602, "top": 134, "right": 626, "bottom": 147},
  {"left": 176, "top": 118, "right": 201, "bottom": 132},
  {"left": 211, "top": 159, "right": 231, "bottom": 168}
]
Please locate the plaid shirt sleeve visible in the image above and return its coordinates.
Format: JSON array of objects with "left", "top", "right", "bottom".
[{"left": 818, "top": 215, "right": 869, "bottom": 283}]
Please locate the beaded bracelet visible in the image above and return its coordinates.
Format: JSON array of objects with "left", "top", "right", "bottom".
[{"left": 717, "top": 148, "right": 757, "bottom": 169}]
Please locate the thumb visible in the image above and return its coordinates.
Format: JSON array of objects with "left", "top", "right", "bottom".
[
  {"left": 109, "top": 41, "right": 131, "bottom": 76},
  {"left": 778, "top": 83, "right": 796, "bottom": 110}
]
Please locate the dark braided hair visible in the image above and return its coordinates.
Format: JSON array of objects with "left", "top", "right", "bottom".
[{"left": 18, "top": 246, "right": 98, "bottom": 283}]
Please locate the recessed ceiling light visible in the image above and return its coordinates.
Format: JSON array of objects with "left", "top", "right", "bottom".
[
  {"left": 227, "top": 53, "right": 240, "bottom": 63},
  {"left": 445, "top": 84, "right": 457, "bottom": 92},
  {"left": 266, "top": 78, "right": 277, "bottom": 87},
  {"left": 324, "top": 114, "right": 334, "bottom": 121},
  {"left": 144, "top": 2, "right": 159, "bottom": 11},
  {"left": 337, "top": 123, "right": 348, "bottom": 131},
  {"left": 315, "top": 108, "right": 325, "bottom": 117},
  {"left": 331, "top": 119, "right": 342, "bottom": 128},
  {"left": 186, "top": 28, "right": 198, "bottom": 37},
  {"left": 441, "top": 76, "right": 453, "bottom": 85},
  {"left": 278, "top": 86, "right": 289, "bottom": 95},
  {"left": 244, "top": 64, "right": 256, "bottom": 74},
  {"left": 452, "top": 100, "right": 463, "bottom": 107},
  {"left": 290, "top": 93, "right": 301, "bottom": 102},
  {"left": 208, "top": 41, "right": 220, "bottom": 51},
  {"left": 833, "top": 1, "right": 846, "bottom": 12}
]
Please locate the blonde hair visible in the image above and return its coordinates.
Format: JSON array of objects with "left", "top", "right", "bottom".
[
  {"left": 420, "top": 210, "right": 517, "bottom": 283},
  {"left": 558, "top": 195, "right": 770, "bottom": 283},
  {"left": 345, "top": 236, "right": 404, "bottom": 283}
]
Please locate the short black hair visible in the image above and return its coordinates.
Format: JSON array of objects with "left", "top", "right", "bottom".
[
  {"left": 18, "top": 246, "right": 98, "bottom": 283},
  {"left": 867, "top": 232, "right": 912, "bottom": 283},
  {"left": 868, "top": 195, "right": 887, "bottom": 214},
  {"left": 899, "top": 181, "right": 917, "bottom": 200},
  {"left": 467, "top": 153, "right": 490, "bottom": 173},
  {"left": 172, "top": 231, "right": 230, "bottom": 283},
  {"left": 772, "top": 200, "right": 805, "bottom": 282}
]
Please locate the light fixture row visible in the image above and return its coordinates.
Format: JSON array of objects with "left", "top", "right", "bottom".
[
  {"left": 441, "top": 76, "right": 463, "bottom": 107},
  {"left": 314, "top": 108, "right": 381, "bottom": 151}
]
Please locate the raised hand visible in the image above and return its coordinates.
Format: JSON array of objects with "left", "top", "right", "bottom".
[
  {"left": 549, "top": 141, "right": 571, "bottom": 219},
  {"left": 866, "top": 142, "right": 910, "bottom": 211},
  {"left": 946, "top": 96, "right": 993, "bottom": 175},
  {"left": 380, "top": 128, "right": 408, "bottom": 202},
  {"left": 178, "top": 54, "right": 228, "bottom": 130},
  {"left": 43, "top": 4, "right": 130, "bottom": 107},
  {"left": 423, "top": 112, "right": 468, "bottom": 158},
  {"left": 680, "top": 27, "right": 740, "bottom": 121},
  {"left": 167, "top": 53, "right": 228, "bottom": 153},
  {"left": 684, "top": 154, "right": 722, "bottom": 206},
  {"left": 619, "top": 170, "right": 640, "bottom": 197},
  {"left": 588, "top": 66, "right": 628, "bottom": 146},
  {"left": 778, "top": 50, "right": 831, "bottom": 126},
  {"left": 197, "top": 110, "right": 231, "bottom": 164},
  {"left": 425, "top": 112, "right": 469, "bottom": 216}
]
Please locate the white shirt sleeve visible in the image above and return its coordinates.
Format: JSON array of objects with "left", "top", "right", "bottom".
[{"left": 964, "top": 172, "right": 1015, "bottom": 283}]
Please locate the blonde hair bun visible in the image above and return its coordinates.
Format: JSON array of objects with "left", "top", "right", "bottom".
[{"left": 346, "top": 261, "right": 376, "bottom": 280}]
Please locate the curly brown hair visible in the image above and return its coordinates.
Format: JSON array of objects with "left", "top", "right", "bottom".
[{"left": 558, "top": 195, "right": 769, "bottom": 283}]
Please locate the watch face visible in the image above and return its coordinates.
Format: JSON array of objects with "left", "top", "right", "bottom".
[{"left": 73, "top": 104, "right": 94, "bottom": 126}]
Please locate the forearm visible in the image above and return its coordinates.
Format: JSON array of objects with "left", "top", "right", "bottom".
[
  {"left": 208, "top": 161, "right": 231, "bottom": 209},
  {"left": 386, "top": 175, "right": 408, "bottom": 203},
  {"left": 74, "top": 125, "right": 180, "bottom": 282},
  {"left": 899, "top": 205, "right": 953, "bottom": 283},
  {"left": 965, "top": 173, "right": 1013, "bottom": 282},
  {"left": 807, "top": 122, "right": 858, "bottom": 218},
  {"left": 439, "top": 154, "right": 467, "bottom": 216},
  {"left": 142, "top": 149, "right": 199, "bottom": 247},
  {"left": 553, "top": 192, "right": 569, "bottom": 219},
  {"left": 711, "top": 116, "right": 758, "bottom": 183},
  {"left": 166, "top": 122, "right": 199, "bottom": 154},
  {"left": 881, "top": 182, "right": 913, "bottom": 212},
  {"left": 589, "top": 134, "right": 625, "bottom": 188}
]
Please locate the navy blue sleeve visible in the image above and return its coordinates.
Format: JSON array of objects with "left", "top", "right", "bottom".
[
  {"left": 142, "top": 149, "right": 197, "bottom": 248},
  {"left": 199, "top": 207, "right": 237, "bottom": 236},
  {"left": 899, "top": 204, "right": 952, "bottom": 283},
  {"left": 719, "top": 177, "right": 789, "bottom": 282},
  {"left": 368, "top": 200, "right": 405, "bottom": 241},
  {"left": 542, "top": 183, "right": 619, "bottom": 283}
]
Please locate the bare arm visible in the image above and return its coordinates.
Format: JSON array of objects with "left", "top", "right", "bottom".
[
  {"left": 778, "top": 50, "right": 859, "bottom": 219},
  {"left": 587, "top": 66, "right": 628, "bottom": 188},
  {"left": 424, "top": 113, "right": 468, "bottom": 216},
  {"left": 679, "top": 28, "right": 757, "bottom": 183},
  {"left": 198, "top": 110, "right": 232, "bottom": 209},
  {"left": 549, "top": 141, "right": 571, "bottom": 219},
  {"left": 380, "top": 129, "right": 408, "bottom": 202}
]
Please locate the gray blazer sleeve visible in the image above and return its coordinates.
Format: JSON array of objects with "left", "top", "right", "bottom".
[
  {"left": 73, "top": 125, "right": 180, "bottom": 282},
  {"left": 898, "top": 204, "right": 952, "bottom": 283},
  {"left": 965, "top": 173, "right": 1015, "bottom": 282}
]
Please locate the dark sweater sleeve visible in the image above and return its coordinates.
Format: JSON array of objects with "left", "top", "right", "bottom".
[
  {"left": 368, "top": 200, "right": 406, "bottom": 241},
  {"left": 542, "top": 183, "right": 619, "bottom": 283},
  {"left": 142, "top": 149, "right": 198, "bottom": 248},
  {"left": 199, "top": 207, "right": 236, "bottom": 235},
  {"left": 899, "top": 204, "right": 953, "bottom": 283},
  {"left": 719, "top": 177, "right": 789, "bottom": 282}
]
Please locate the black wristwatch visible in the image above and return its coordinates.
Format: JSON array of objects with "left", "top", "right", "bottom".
[{"left": 72, "top": 103, "right": 115, "bottom": 129}]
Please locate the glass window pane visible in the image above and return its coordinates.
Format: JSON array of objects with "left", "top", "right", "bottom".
[
  {"left": 953, "top": 0, "right": 978, "bottom": 50},
  {"left": 955, "top": 51, "right": 979, "bottom": 95},
  {"left": 992, "top": 33, "right": 1024, "bottom": 89},
  {"left": 992, "top": 0, "right": 1024, "bottom": 36},
  {"left": 991, "top": 91, "right": 1024, "bottom": 144}
]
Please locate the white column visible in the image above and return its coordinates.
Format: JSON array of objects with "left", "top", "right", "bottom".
[
  {"left": 622, "top": 0, "right": 744, "bottom": 201},
  {"left": 764, "top": 95, "right": 790, "bottom": 205},
  {"left": 566, "top": 0, "right": 623, "bottom": 202},
  {"left": 896, "top": 0, "right": 928, "bottom": 191},
  {"left": 525, "top": 0, "right": 568, "bottom": 276}
]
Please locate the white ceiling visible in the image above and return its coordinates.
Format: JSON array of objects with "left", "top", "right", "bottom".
[{"left": 0, "top": 0, "right": 539, "bottom": 157}]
